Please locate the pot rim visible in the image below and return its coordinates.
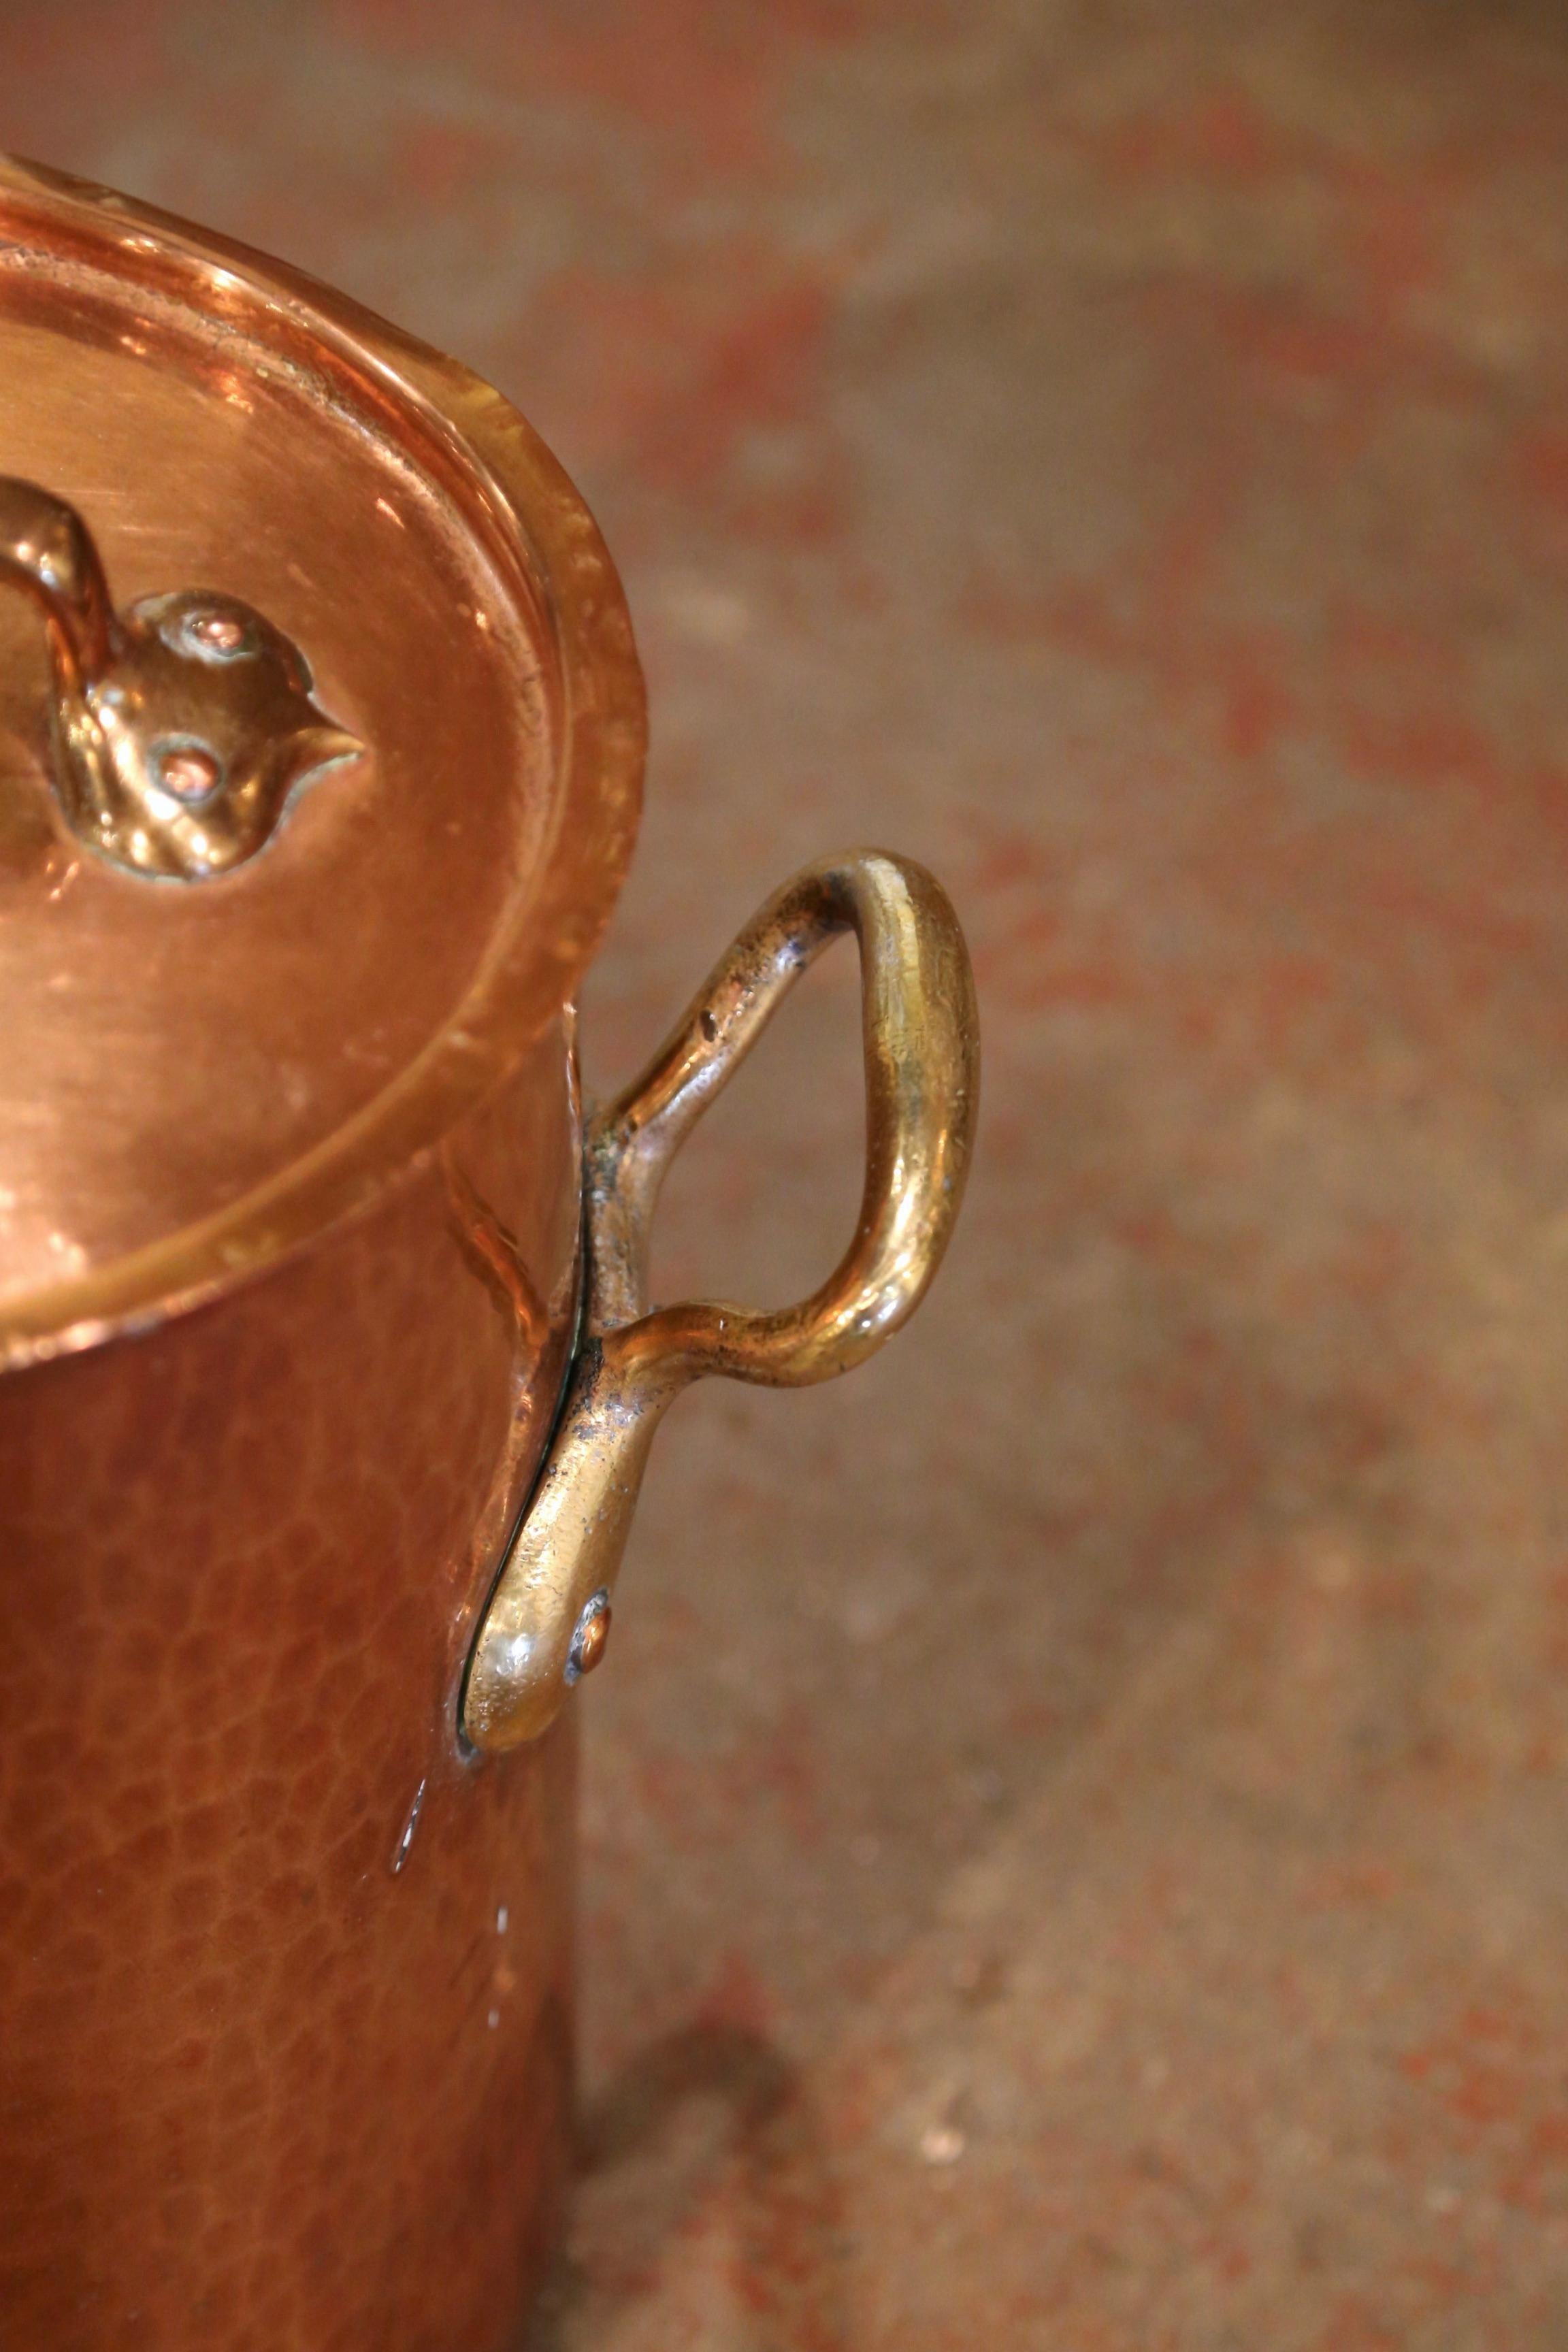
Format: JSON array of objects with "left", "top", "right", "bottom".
[{"left": 0, "top": 154, "right": 646, "bottom": 1373}]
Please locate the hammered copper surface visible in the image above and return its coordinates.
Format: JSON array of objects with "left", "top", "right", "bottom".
[{"left": 0, "top": 1015, "right": 583, "bottom": 2349}]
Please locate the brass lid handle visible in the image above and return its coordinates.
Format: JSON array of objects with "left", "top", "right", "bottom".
[
  {"left": 0, "top": 476, "right": 360, "bottom": 879},
  {"left": 461, "top": 847, "right": 981, "bottom": 1752}
]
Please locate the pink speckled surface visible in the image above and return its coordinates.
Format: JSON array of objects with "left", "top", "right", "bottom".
[{"left": 6, "top": 3, "right": 1568, "bottom": 2342}]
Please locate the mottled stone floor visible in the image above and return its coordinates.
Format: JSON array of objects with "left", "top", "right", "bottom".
[{"left": 8, "top": 1, "right": 1568, "bottom": 2342}]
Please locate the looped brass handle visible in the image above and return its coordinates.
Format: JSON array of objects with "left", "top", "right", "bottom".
[{"left": 461, "top": 848, "right": 981, "bottom": 1752}]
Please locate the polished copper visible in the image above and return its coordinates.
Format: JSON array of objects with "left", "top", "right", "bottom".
[
  {"left": 0, "top": 154, "right": 979, "bottom": 2350},
  {"left": 463, "top": 849, "right": 981, "bottom": 1752},
  {"left": 0, "top": 474, "right": 361, "bottom": 879},
  {"left": 0, "top": 152, "right": 643, "bottom": 1331}
]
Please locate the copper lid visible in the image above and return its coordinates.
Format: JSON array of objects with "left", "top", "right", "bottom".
[{"left": 0, "top": 156, "right": 644, "bottom": 1368}]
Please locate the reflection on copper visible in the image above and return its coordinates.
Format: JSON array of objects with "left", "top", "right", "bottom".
[
  {"left": 214, "top": 365, "right": 255, "bottom": 414},
  {"left": 443, "top": 1149, "right": 550, "bottom": 1348}
]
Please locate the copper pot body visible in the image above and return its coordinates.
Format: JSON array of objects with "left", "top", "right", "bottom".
[
  {"left": 0, "top": 159, "right": 980, "bottom": 2352},
  {"left": 0, "top": 1028, "right": 585, "bottom": 2348},
  {"left": 0, "top": 154, "right": 644, "bottom": 2351}
]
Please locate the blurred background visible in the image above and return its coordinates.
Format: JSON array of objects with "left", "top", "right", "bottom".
[{"left": 6, "top": 2, "right": 1568, "bottom": 2342}]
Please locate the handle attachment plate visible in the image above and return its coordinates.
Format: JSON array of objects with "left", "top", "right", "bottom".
[{"left": 461, "top": 848, "right": 980, "bottom": 1752}]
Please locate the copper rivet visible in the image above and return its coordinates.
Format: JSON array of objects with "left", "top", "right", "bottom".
[
  {"left": 191, "top": 611, "right": 246, "bottom": 651},
  {"left": 570, "top": 1597, "right": 610, "bottom": 1678},
  {"left": 159, "top": 746, "right": 222, "bottom": 801}
]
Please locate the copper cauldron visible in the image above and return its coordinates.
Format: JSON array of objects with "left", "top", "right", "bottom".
[{"left": 0, "top": 155, "right": 978, "bottom": 2350}]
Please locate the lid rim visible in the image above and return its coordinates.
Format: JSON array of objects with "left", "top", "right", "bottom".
[{"left": 0, "top": 154, "right": 646, "bottom": 1371}]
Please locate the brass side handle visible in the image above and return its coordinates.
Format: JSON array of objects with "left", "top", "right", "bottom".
[
  {"left": 0, "top": 476, "right": 359, "bottom": 879},
  {"left": 461, "top": 848, "right": 981, "bottom": 1753}
]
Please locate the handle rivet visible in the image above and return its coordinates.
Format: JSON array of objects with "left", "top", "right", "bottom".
[{"left": 565, "top": 1589, "right": 612, "bottom": 1684}]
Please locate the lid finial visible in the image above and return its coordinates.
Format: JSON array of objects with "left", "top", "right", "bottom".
[{"left": 0, "top": 476, "right": 361, "bottom": 881}]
